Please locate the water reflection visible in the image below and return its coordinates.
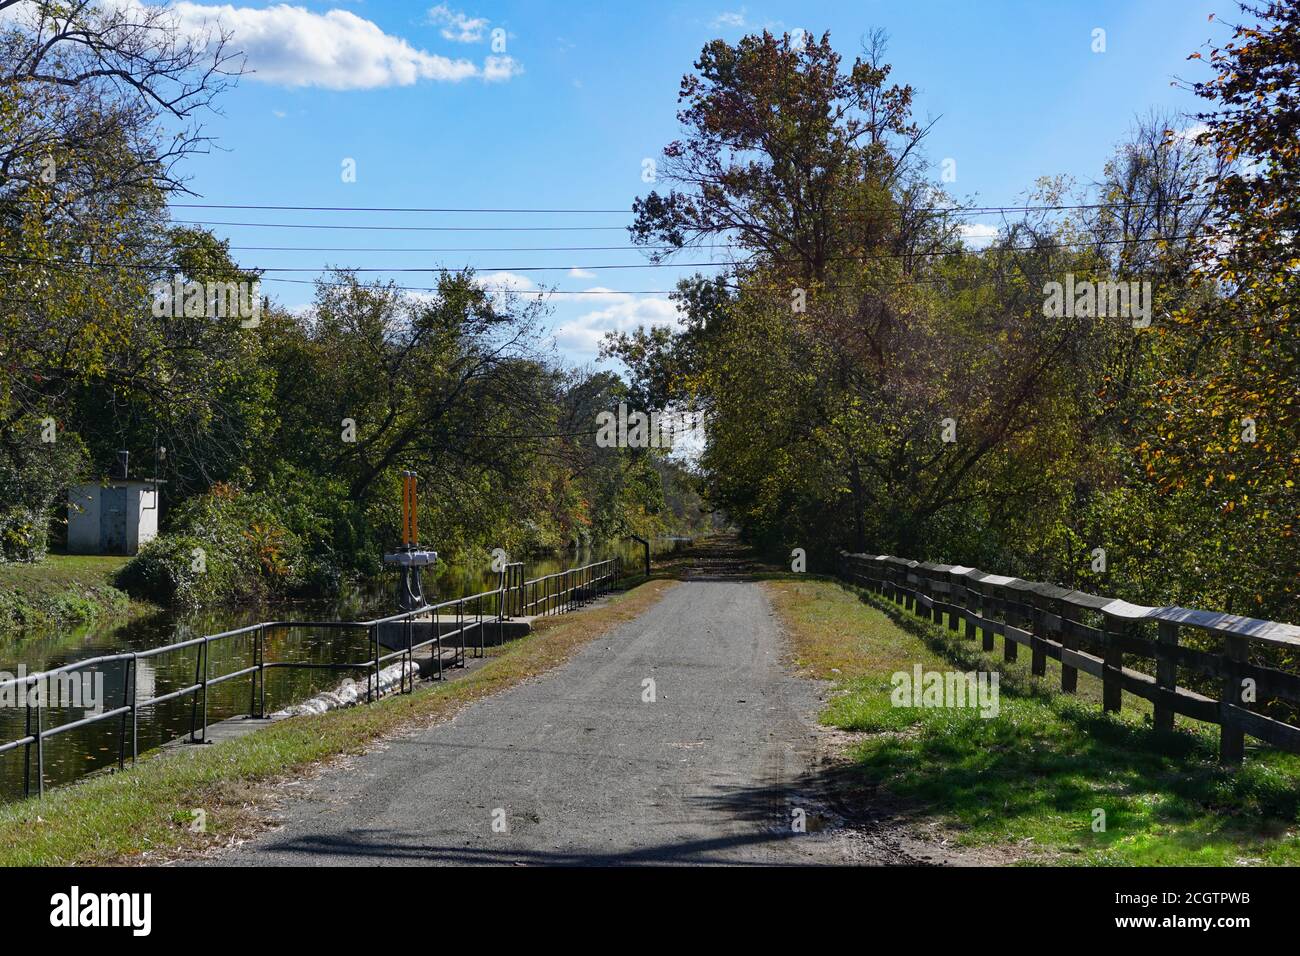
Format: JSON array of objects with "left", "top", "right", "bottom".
[{"left": 0, "top": 539, "right": 678, "bottom": 802}]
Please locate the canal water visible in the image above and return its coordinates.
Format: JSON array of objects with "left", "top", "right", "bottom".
[{"left": 0, "top": 538, "right": 684, "bottom": 802}]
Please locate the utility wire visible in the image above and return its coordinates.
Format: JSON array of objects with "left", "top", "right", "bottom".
[
  {"left": 169, "top": 220, "right": 632, "bottom": 232},
  {"left": 1, "top": 196, "right": 1220, "bottom": 217},
  {"left": 0, "top": 230, "right": 1219, "bottom": 276},
  {"left": 163, "top": 197, "right": 1216, "bottom": 216}
]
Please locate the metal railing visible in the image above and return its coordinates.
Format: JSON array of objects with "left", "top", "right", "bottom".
[
  {"left": 518, "top": 558, "right": 621, "bottom": 617},
  {"left": 497, "top": 562, "right": 525, "bottom": 617},
  {"left": 0, "top": 556, "right": 626, "bottom": 799}
]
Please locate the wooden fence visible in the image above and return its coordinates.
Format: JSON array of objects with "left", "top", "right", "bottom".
[{"left": 839, "top": 551, "right": 1300, "bottom": 765}]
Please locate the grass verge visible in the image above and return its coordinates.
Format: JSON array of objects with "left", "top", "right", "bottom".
[
  {"left": 0, "top": 578, "right": 678, "bottom": 866},
  {"left": 0, "top": 555, "right": 136, "bottom": 634},
  {"left": 764, "top": 576, "right": 1300, "bottom": 866}
]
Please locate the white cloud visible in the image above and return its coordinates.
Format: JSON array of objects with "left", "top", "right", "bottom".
[
  {"left": 554, "top": 292, "right": 684, "bottom": 355},
  {"left": 712, "top": 11, "right": 747, "bottom": 29},
  {"left": 563, "top": 286, "right": 630, "bottom": 303},
  {"left": 426, "top": 4, "right": 488, "bottom": 43},
  {"left": 482, "top": 54, "right": 523, "bottom": 82},
  {"left": 1173, "top": 122, "right": 1211, "bottom": 143},
  {"left": 568, "top": 267, "right": 597, "bottom": 279},
  {"left": 475, "top": 271, "right": 542, "bottom": 297},
  {"left": 959, "top": 223, "right": 999, "bottom": 246},
  {"left": 159, "top": 2, "right": 519, "bottom": 89}
]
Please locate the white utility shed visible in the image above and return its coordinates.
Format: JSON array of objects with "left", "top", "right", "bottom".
[{"left": 67, "top": 481, "right": 161, "bottom": 555}]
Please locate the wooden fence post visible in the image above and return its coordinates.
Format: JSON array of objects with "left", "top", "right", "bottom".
[
  {"left": 1220, "top": 635, "right": 1248, "bottom": 765},
  {"left": 1154, "top": 620, "right": 1179, "bottom": 733},
  {"left": 1059, "top": 595, "right": 1078, "bottom": 694},
  {"left": 946, "top": 568, "right": 961, "bottom": 633},
  {"left": 980, "top": 579, "right": 995, "bottom": 652},
  {"left": 1102, "top": 617, "right": 1123, "bottom": 714},
  {"left": 1001, "top": 586, "right": 1018, "bottom": 663},
  {"left": 962, "top": 572, "right": 977, "bottom": 642},
  {"left": 926, "top": 566, "right": 943, "bottom": 626},
  {"left": 1029, "top": 589, "right": 1047, "bottom": 677}
]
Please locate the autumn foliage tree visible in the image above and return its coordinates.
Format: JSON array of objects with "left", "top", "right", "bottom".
[{"left": 1132, "top": 1, "right": 1299, "bottom": 615}]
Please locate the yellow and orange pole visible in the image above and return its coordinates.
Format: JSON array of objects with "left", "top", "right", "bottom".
[
  {"left": 409, "top": 472, "right": 418, "bottom": 545},
  {"left": 401, "top": 471, "right": 419, "bottom": 547},
  {"left": 401, "top": 472, "right": 411, "bottom": 546}
]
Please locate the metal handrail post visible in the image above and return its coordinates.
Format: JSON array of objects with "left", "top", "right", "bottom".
[
  {"left": 248, "top": 628, "right": 257, "bottom": 716},
  {"left": 130, "top": 653, "right": 139, "bottom": 765},
  {"left": 405, "top": 617, "right": 413, "bottom": 693},
  {"left": 23, "top": 691, "right": 31, "bottom": 798},
  {"left": 259, "top": 626, "right": 268, "bottom": 718},
  {"left": 201, "top": 639, "right": 210, "bottom": 742},
  {"left": 189, "top": 644, "right": 202, "bottom": 742},
  {"left": 35, "top": 684, "right": 44, "bottom": 797},
  {"left": 249, "top": 626, "right": 260, "bottom": 718},
  {"left": 118, "top": 658, "right": 131, "bottom": 771}
]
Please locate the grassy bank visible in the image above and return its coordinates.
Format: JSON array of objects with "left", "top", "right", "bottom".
[
  {"left": 0, "top": 555, "right": 137, "bottom": 634},
  {"left": 0, "top": 577, "right": 677, "bottom": 866},
  {"left": 764, "top": 577, "right": 1300, "bottom": 865}
]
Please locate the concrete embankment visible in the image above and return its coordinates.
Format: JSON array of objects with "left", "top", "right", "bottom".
[{"left": 273, "top": 660, "right": 421, "bottom": 717}]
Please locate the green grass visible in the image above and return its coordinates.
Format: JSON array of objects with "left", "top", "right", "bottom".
[
  {"left": 0, "top": 578, "right": 678, "bottom": 866},
  {"left": 0, "top": 554, "right": 137, "bottom": 633},
  {"left": 764, "top": 577, "right": 1300, "bottom": 866}
]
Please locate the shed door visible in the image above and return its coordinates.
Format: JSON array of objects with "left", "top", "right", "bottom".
[{"left": 100, "top": 487, "right": 129, "bottom": 554}]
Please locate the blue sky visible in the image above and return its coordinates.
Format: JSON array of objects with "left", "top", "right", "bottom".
[{"left": 161, "top": 0, "right": 1228, "bottom": 363}]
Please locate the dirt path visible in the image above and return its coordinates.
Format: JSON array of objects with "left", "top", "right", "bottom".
[{"left": 200, "top": 544, "right": 970, "bottom": 866}]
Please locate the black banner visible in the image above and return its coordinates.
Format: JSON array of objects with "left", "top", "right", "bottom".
[{"left": 0, "top": 864, "right": 1277, "bottom": 942}]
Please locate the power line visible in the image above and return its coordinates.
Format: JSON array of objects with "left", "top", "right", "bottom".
[
  {"left": 240, "top": 268, "right": 1296, "bottom": 314},
  {"left": 2, "top": 196, "right": 1218, "bottom": 216},
  {"left": 160, "top": 200, "right": 1217, "bottom": 233},
  {"left": 2, "top": 197, "right": 1216, "bottom": 234},
  {"left": 265, "top": 278, "right": 686, "bottom": 294},
  {"left": 215, "top": 243, "right": 726, "bottom": 256},
  {"left": 159, "top": 198, "right": 1217, "bottom": 217},
  {"left": 168, "top": 220, "right": 632, "bottom": 232},
  {"left": 169, "top": 203, "right": 634, "bottom": 214},
  {"left": 0, "top": 231, "right": 1220, "bottom": 276}
]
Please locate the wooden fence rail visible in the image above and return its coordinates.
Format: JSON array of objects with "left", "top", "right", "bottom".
[{"left": 838, "top": 551, "right": 1300, "bottom": 765}]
